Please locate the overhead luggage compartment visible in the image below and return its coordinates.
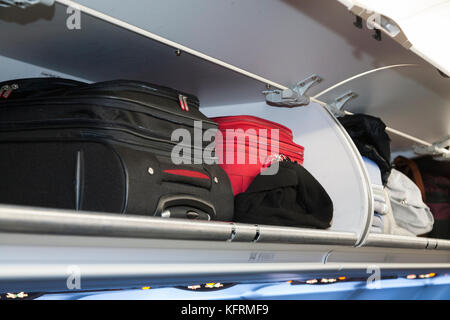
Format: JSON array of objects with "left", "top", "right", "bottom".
[
  {"left": 202, "top": 101, "right": 373, "bottom": 245},
  {"left": 0, "top": 0, "right": 376, "bottom": 245}
]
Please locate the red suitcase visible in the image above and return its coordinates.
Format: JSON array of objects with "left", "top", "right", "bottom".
[{"left": 212, "top": 115, "right": 305, "bottom": 195}]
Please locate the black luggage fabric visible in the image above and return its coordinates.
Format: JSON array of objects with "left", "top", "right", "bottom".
[
  {"left": 0, "top": 78, "right": 234, "bottom": 221},
  {"left": 234, "top": 159, "right": 333, "bottom": 229},
  {"left": 338, "top": 113, "right": 392, "bottom": 185}
]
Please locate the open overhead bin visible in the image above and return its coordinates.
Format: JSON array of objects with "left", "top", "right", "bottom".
[
  {"left": 202, "top": 101, "right": 373, "bottom": 245},
  {"left": 0, "top": 0, "right": 375, "bottom": 244},
  {"left": 0, "top": 0, "right": 447, "bottom": 242}
]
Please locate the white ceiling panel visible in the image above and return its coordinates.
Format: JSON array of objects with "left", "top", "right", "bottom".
[{"left": 72, "top": 0, "right": 430, "bottom": 93}]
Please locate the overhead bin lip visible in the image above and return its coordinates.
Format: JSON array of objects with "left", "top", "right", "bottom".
[
  {"left": 0, "top": 204, "right": 358, "bottom": 245},
  {"left": 363, "top": 233, "right": 445, "bottom": 250},
  {"left": 0, "top": 204, "right": 234, "bottom": 241},
  {"left": 324, "top": 263, "right": 450, "bottom": 273},
  {"left": 255, "top": 225, "right": 357, "bottom": 245}
]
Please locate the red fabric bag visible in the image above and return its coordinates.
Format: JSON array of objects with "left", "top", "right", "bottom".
[{"left": 212, "top": 115, "right": 304, "bottom": 195}]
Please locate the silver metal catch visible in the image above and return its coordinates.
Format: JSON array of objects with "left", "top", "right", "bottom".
[
  {"left": 326, "top": 91, "right": 358, "bottom": 117},
  {"left": 413, "top": 136, "right": 450, "bottom": 160},
  {"left": 263, "top": 74, "right": 323, "bottom": 108}
]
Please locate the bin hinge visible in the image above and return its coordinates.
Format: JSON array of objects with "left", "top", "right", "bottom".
[
  {"left": 326, "top": 91, "right": 358, "bottom": 117},
  {"left": 263, "top": 74, "right": 323, "bottom": 108},
  {"left": 413, "top": 136, "right": 450, "bottom": 160},
  {"left": 0, "top": 0, "right": 54, "bottom": 8}
]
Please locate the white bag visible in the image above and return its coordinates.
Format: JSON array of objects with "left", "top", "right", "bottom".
[{"left": 386, "top": 169, "right": 434, "bottom": 236}]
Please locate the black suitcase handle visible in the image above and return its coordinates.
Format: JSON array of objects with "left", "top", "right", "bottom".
[{"left": 154, "top": 194, "right": 217, "bottom": 220}]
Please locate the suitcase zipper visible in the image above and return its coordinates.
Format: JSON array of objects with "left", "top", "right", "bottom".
[
  {"left": 70, "top": 81, "right": 200, "bottom": 110},
  {"left": 0, "top": 80, "right": 201, "bottom": 111},
  {"left": 0, "top": 118, "right": 215, "bottom": 152},
  {"left": 0, "top": 124, "right": 213, "bottom": 161},
  {"left": 0, "top": 96, "right": 216, "bottom": 127},
  {"left": 178, "top": 94, "right": 189, "bottom": 112}
]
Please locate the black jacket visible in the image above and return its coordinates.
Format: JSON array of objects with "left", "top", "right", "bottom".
[
  {"left": 339, "top": 114, "right": 392, "bottom": 185},
  {"left": 234, "top": 160, "right": 333, "bottom": 229}
]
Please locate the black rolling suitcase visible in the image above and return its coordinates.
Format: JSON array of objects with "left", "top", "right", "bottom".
[{"left": 0, "top": 78, "right": 234, "bottom": 221}]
